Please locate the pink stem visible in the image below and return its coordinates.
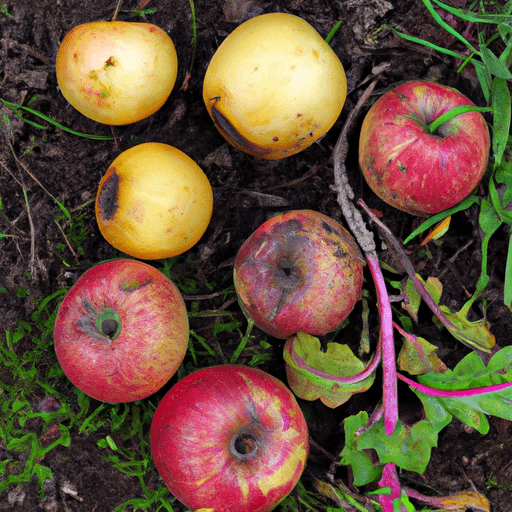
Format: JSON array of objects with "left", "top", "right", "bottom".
[
  {"left": 397, "top": 372, "right": 512, "bottom": 397},
  {"left": 366, "top": 253, "right": 398, "bottom": 435}
]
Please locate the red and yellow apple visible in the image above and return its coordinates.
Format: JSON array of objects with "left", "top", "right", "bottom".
[
  {"left": 203, "top": 13, "right": 347, "bottom": 159},
  {"left": 151, "top": 365, "right": 309, "bottom": 512},
  {"left": 233, "top": 210, "right": 364, "bottom": 339},
  {"left": 53, "top": 259, "right": 189, "bottom": 403},
  {"left": 95, "top": 142, "right": 214, "bottom": 260},
  {"left": 56, "top": 21, "right": 178, "bottom": 125},
  {"left": 359, "top": 80, "right": 490, "bottom": 215}
]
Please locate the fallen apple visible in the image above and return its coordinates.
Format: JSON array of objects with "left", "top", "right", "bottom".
[
  {"left": 53, "top": 259, "right": 189, "bottom": 403},
  {"left": 233, "top": 210, "right": 364, "bottom": 339},
  {"left": 359, "top": 80, "right": 490, "bottom": 215},
  {"left": 151, "top": 365, "right": 309, "bottom": 512},
  {"left": 95, "top": 142, "right": 213, "bottom": 260},
  {"left": 56, "top": 21, "right": 178, "bottom": 125},
  {"left": 203, "top": 12, "right": 347, "bottom": 159}
]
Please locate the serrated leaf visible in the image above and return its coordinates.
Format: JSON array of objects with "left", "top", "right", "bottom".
[
  {"left": 401, "top": 278, "right": 422, "bottom": 322},
  {"left": 283, "top": 332, "right": 376, "bottom": 408},
  {"left": 357, "top": 417, "right": 441, "bottom": 473},
  {"left": 414, "top": 347, "right": 512, "bottom": 433},
  {"left": 421, "top": 275, "right": 495, "bottom": 352},
  {"left": 398, "top": 333, "right": 447, "bottom": 375},
  {"left": 339, "top": 412, "right": 383, "bottom": 486}
]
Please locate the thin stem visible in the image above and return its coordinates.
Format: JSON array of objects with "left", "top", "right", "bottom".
[
  {"left": 427, "top": 105, "right": 493, "bottom": 133},
  {"left": 397, "top": 372, "right": 512, "bottom": 397}
]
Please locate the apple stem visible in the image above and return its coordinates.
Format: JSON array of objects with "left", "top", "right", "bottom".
[{"left": 427, "top": 105, "right": 493, "bottom": 134}]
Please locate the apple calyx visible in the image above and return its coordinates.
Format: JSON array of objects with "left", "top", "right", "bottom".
[
  {"left": 77, "top": 298, "right": 121, "bottom": 342},
  {"left": 230, "top": 430, "right": 260, "bottom": 462},
  {"left": 96, "top": 308, "right": 122, "bottom": 340}
]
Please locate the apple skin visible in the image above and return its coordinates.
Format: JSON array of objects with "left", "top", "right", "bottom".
[
  {"left": 233, "top": 210, "right": 364, "bottom": 339},
  {"left": 95, "top": 142, "right": 214, "bottom": 261},
  {"left": 359, "top": 80, "right": 490, "bottom": 215},
  {"left": 151, "top": 365, "right": 309, "bottom": 512},
  {"left": 56, "top": 21, "right": 178, "bottom": 125},
  {"left": 53, "top": 259, "right": 189, "bottom": 403},
  {"left": 203, "top": 13, "right": 347, "bottom": 160}
]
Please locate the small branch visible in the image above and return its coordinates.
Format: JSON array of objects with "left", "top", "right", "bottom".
[{"left": 331, "top": 78, "right": 398, "bottom": 435}]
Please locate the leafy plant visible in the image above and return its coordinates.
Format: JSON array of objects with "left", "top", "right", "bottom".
[{"left": 302, "top": 1, "right": 512, "bottom": 510}]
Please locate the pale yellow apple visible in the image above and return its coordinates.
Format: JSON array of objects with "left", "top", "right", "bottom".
[
  {"left": 95, "top": 143, "right": 213, "bottom": 260},
  {"left": 203, "top": 13, "right": 347, "bottom": 160},
  {"left": 56, "top": 21, "right": 178, "bottom": 125}
]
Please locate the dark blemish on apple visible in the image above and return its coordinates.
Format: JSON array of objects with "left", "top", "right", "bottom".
[
  {"left": 321, "top": 220, "right": 341, "bottom": 238},
  {"left": 105, "top": 56, "right": 115, "bottom": 68},
  {"left": 73, "top": 52, "right": 79, "bottom": 63},
  {"left": 98, "top": 169, "right": 119, "bottom": 221},
  {"left": 120, "top": 278, "right": 153, "bottom": 293},
  {"left": 273, "top": 136, "right": 279, "bottom": 142},
  {"left": 297, "top": 113, "right": 303, "bottom": 118},
  {"left": 210, "top": 103, "right": 271, "bottom": 157},
  {"left": 398, "top": 162, "right": 407, "bottom": 173},
  {"left": 392, "top": 192, "right": 398, "bottom": 199}
]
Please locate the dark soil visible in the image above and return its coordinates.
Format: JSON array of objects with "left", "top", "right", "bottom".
[{"left": 1, "top": 0, "right": 511, "bottom": 511}]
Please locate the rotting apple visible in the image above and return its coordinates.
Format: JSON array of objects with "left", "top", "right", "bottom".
[
  {"left": 151, "top": 365, "right": 309, "bottom": 512},
  {"left": 56, "top": 21, "right": 178, "bottom": 125},
  {"left": 359, "top": 80, "right": 490, "bottom": 215},
  {"left": 95, "top": 142, "right": 214, "bottom": 260},
  {"left": 53, "top": 259, "right": 189, "bottom": 403},
  {"left": 233, "top": 210, "right": 364, "bottom": 339},
  {"left": 203, "top": 12, "right": 347, "bottom": 160}
]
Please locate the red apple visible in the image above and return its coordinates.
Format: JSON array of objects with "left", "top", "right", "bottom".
[
  {"left": 233, "top": 210, "right": 364, "bottom": 339},
  {"left": 359, "top": 80, "right": 490, "bottom": 215},
  {"left": 150, "top": 365, "right": 309, "bottom": 512},
  {"left": 53, "top": 259, "right": 189, "bottom": 403}
]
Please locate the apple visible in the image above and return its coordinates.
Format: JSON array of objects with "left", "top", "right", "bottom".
[
  {"left": 53, "top": 259, "right": 189, "bottom": 403},
  {"left": 359, "top": 80, "right": 490, "bottom": 215},
  {"left": 233, "top": 210, "right": 364, "bottom": 339},
  {"left": 56, "top": 21, "right": 178, "bottom": 125},
  {"left": 203, "top": 12, "right": 347, "bottom": 160},
  {"left": 151, "top": 365, "right": 309, "bottom": 512},
  {"left": 95, "top": 142, "right": 214, "bottom": 260}
]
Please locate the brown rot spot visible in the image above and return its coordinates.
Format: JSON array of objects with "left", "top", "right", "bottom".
[
  {"left": 321, "top": 220, "right": 340, "bottom": 237},
  {"left": 273, "top": 136, "right": 279, "bottom": 142},
  {"left": 211, "top": 103, "right": 271, "bottom": 157},
  {"left": 297, "top": 113, "right": 303, "bottom": 118},
  {"left": 73, "top": 52, "right": 79, "bottom": 63},
  {"left": 98, "top": 169, "right": 119, "bottom": 221}
]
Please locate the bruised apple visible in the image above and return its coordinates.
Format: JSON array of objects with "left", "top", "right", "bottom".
[
  {"left": 56, "top": 21, "right": 178, "bottom": 125},
  {"left": 53, "top": 259, "right": 189, "bottom": 403},
  {"left": 151, "top": 365, "right": 309, "bottom": 512},
  {"left": 234, "top": 210, "right": 364, "bottom": 339},
  {"left": 359, "top": 80, "right": 490, "bottom": 215},
  {"left": 203, "top": 13, "right": 347, "bottom": 159},
  {"left": 95, "top": 143, "right": 213, "bottom": 260}
]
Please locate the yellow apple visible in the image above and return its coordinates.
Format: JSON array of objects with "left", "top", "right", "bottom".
[
  {"left": 95, "top": 143, "right": 214, "bottom": 260},
  {"left": 56, "top": 21, "right": 178, "bottom": 125},
  {"left": 203, "top": 13, "right": 347, "bottom": 160}
]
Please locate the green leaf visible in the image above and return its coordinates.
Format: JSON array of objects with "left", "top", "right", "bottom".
[
  {"left": 357, "top": 417, "right": 442, "bottom": 473},
  {"left": 283, "top": 333, "right": 376, "bottom": 408},
  {"left": 32, "top": 463, "right": 53, "bottom": 487},
  {"left": 491, "top": 76, "right": 512, "bottom": 169},
  {"left": 340, "top": 412, "right": 383, "bottom": 486},
  {"left": 398, "top": 333, "right": 447, "bottom": 375},
  {"left": 415, "top": 347, "right": 512, "bottom": 433},
  {"left": 480, "top": 45, "right": 512, "bottom": 79}
]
